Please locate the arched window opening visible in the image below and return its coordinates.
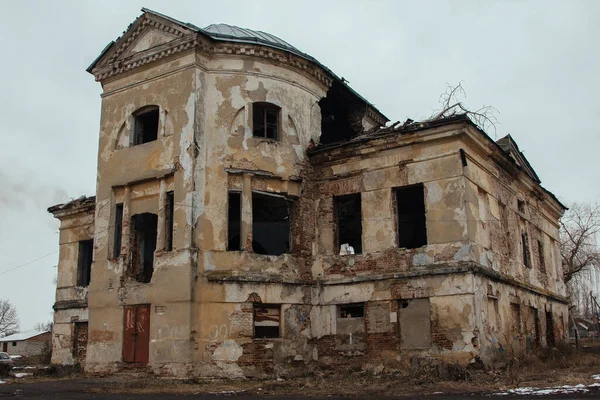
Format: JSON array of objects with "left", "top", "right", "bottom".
[
  {"left": 253, "top": 102, "right": 280, "bottom": 140},
  {"left": 132, "top": 106, "right": 159, "bottom": 145}
]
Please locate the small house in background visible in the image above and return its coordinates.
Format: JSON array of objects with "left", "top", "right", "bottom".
[{"left": 0, "top": 331, "right": 51, "bottom": 357}]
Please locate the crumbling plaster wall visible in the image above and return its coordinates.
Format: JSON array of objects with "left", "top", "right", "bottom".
[
  {"left": 51, "top": 209, "right": 93, "bottom": 365},
  {"left": 86, "top": 52, "right": 200, "bottom": 375},
  {"left": 309, "top": 132, "right": 472, "bottom": 279},
  {"left": 474, "top": 274, "right": 568, "bottom": 364},
  {"left": 459, "top": 132, "right": 565, "bottom": 296}
]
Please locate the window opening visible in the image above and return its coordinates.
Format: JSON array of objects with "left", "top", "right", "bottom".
[
  {"left": 511, "top": 303, "right": 521, "bottom": 334},
  {"left": 227, "top": 192, "right": 242, "bottom": 251},
  {"left": 131, "top": 213, "right": 158, "bottom": 283},
  {"left": 113, "top": 203, "right": 123, "bottom": 258},
  {"left": 538, "top": 239, "right": 546, "bottom": 273},
  {"left": 253, "top": 304, "right": 280, "bottom": 338},
  {"left": 253, "top": 103, "right": 279, "bottom": 140},
  {"left": 518, "top": 199, "right": 525, "bottom": 214},
  {"left": 339, "top": 303, "right": 364, "bottom": 318},
  {"left": 395, "top": 184, "right": 427, "bottom": 249},
  {"left": 165, "top": 191, "right": 174, "bottom": 251},
  {"left": 546, "top": 311, "right": 555, "bottom": 347},
  {"left": 133, "top": 106, "right": 159, "bottom": 145},
  {"left": 335, "top": 194, "right": 362, "bottom": 254},
  {"left": 77, "top": 239, "right": 93, "bottom": 287},
  {"left": 11, "top": 342, "right": 16, "bottom": 347},
  {"left": 252, "top": 192, "right": 290, "bottom": 255},
  {"left": 522, "top": 233, "right": 531, "bottom": 267}
]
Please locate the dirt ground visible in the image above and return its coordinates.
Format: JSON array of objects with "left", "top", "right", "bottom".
[{"left": 3, "top": 345, "right": 600, "bottom": 398}]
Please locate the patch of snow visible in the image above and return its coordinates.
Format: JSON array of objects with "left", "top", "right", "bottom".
[
  {"left": 9, "top": 355, "right": 22, "bottom": 359},
  {"left": 593, "top": 374, "right": 600, "bottom": 380},
  {"left": 0, "top": 380, "right": 5, "bottom": 384},
  {"left": 494, "top": 382, "right": 596, "bottom": 396},
  {"left": 13, "top": 372, "right": 32, "bottom": 378}
]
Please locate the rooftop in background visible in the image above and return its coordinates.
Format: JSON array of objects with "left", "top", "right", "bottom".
[
  {"left": 0, "top": 330, "right": 50, "bottom": 342},
  {"left": 203, "top": 23, "right": 302, "bottom": 56}
]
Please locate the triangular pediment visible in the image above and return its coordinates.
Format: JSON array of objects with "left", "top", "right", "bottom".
[
  {"left": 496, "top": 134, "right": 541, "bottom": 183},
  {"left": 87, "top": 9, "right": 199, "bottom": 80}
]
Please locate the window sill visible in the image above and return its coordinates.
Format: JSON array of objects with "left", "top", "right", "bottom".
[{"left": 252, "top": 337, "right": 283, "bottom": 341}]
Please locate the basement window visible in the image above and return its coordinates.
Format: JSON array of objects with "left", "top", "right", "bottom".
[
  {"left": 395, "top": 184, "right": 427, "bottom": 249},
  {"left": 522, "top": 232, "right": 531, "bottom": 268},
  {"left": 227, "top": 192, "right": 241, "bottom": 251},
  {"left": 77, "top": 239, "right": 93, "bottom": 287},
  {"left": 165, "top": 191, "right": 174, "bottom": 251},
  {"left": 339, "top": 303, "right": 364, "bottom": 319},
  {"left": 113, "top": 203, "right": 123, "bottom": 259},
  {"left": 399, "top": 298, "right": 431, "bottom": 349},
  {"left": 252, "top": 192, "right": 290, "bottom": 255},
  {"left": 253, "top": 304, "right": 280, "bottom": 339},
  {"left": 131, "top": 213, "right": 158, "bottom": 283},
  {"left": 132, "top": 106, "right": 159, "bottom": 145},
  {"left": 253, "top": 102, "right": 279, "bottom": 140},
  {"left": 335, "top": 194, "right": 362, "bottom": 254}
]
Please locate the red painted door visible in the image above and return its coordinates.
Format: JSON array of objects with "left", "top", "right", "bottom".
[
  {"left": 122, "top": 305, "right": 150, "bottom": 364},
  {"left": 2, "top": 343, "right": 6, "bottom": 352}
]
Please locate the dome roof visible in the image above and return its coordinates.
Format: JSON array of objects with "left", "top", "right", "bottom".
[{"left": 202, "top": 23, "right": 307, "bottom": 59}]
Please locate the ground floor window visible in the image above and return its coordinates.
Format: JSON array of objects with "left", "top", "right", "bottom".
[{"left": 253, "top": 304, "right": 280, "bottom": 338}]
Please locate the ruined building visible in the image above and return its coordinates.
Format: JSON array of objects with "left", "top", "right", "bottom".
[{"left": 48, "top": 9, "right": 568, "bottom": 377}]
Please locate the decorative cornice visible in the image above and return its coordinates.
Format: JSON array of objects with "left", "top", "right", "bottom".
[
  {"left": 53, "top": 300, "right": 88, "bottom": 310},
  {"left": 91, "top": 27, "right": 333, "bottom": 88}
]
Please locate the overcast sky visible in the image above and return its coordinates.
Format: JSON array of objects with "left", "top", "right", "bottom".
[{"left": 0, "top": 0, "right": 599, "bottom": 332}]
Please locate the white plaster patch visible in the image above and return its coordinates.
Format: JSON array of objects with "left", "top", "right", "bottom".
[
  {"left": 453, "top": 244, "right": 471, "bottom": 261},
  {"left": 212, "top": 340, "right": 243, "bottom": 362},
  {"left": 204, "top": 252, "right": 215, "bottom": 271},
  {"left": 413, "top": 253, "right": 434, "bottom": 266},
  {"left": 426, "top": 181, "right": 443, "bottom": 204}
]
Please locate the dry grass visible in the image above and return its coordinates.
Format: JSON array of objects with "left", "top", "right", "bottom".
[{"left": 63, "top": 350, "right": 600, "bottom": 397}]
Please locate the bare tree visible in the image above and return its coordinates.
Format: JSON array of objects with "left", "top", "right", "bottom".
[
  {"left": 430, "top": 82, "right": 499, "bottom": 136},
  {"left": 34, "top": 321, "right": 53, "bottom": 332},
  {"left": 0, "top": 299, "right": 19, "bottom": 337},
  {"left": 561, "top": 202, "right": 600, "bottom": 284}
]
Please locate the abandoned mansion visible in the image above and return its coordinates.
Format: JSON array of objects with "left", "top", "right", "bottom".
[{"left": 48, "top": 9, "right": 568, "bottom": 377}]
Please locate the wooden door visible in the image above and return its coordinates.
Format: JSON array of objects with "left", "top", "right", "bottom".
[
  {"left": 122, "top": 305, "right": 150, "bottom": 364},
  {"left": 2, "top": 343, "right": 6, "bottom": 352}
]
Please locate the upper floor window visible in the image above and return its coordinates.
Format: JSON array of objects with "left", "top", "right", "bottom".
[
  {"left": 77, "top": 239, "right": 93, "bottom": 286},
  {"left": 395, "top": 184, "right": 427, "bottom": 249},
  {"left": 253, "top": 102, "right": 279, "bottom": 140},
  {"left": 335, "top": 194, "right": 362, "bottom": 254},
  {"left": 132, "top": 106, "right": 159, "bottom": 145}
]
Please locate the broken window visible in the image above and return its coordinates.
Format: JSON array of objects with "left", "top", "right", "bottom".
[
  {"left": 227, "top": 192, "right": 242, "bottom": 251},
  {"left": 165, "top": 191, "right": 174, "bottom": 251},
  {"left": 130, "top": 213, "right": 158, "bottom": 283},
  {"left": 113, "top": 203, "right": 123, "bottom": 259},
  {"left": 522, "top": 232, "right": 531, "bottom": 267},
  {"left": 253, "top": 102, "right": 279, "bottom": 140},
  {"left": 77, "top": 239, "right": 93, "bottom": 287},
  {"left": 339, "top": 303, "right": 365, "bottom": 318},
  {"left": 132, "top": 106, "right": 159, "bottom": 145},
  {"left": 398, "top": 298, "right": 431, "bottom": 349},
  {"left": 538, "top": 239, "right": 546, "bottom": 273},
  {"left": 529, "top": 307, "right": 540, "bottom": 346},
  {"left": 252, "top": 192, "right": 290, "bottom": 255},
  {"left": 517, "top": 199, "right": 525, "bottom": 214},
  {"left": 335, "top": 194, "right": 362, "bottom": 254},
  {"left": 395, "top": 184, "right": 427, "bottom": 249},
  {"left": 318, "top": 80, "right": 366, "bottom": 145},
  {"left": 253, "top": 304, "right": 280, "bottom": 339}
]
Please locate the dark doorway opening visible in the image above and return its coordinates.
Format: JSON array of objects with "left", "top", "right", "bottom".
[
  {"left": 131, "top": 213, "right": 158, "bottom": 283},
  {"left": 77, "top": 240, "right": 93, "bottom": 287},
  {"left": 546, "top": 311, "right": 555, "bottom": 347}
]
